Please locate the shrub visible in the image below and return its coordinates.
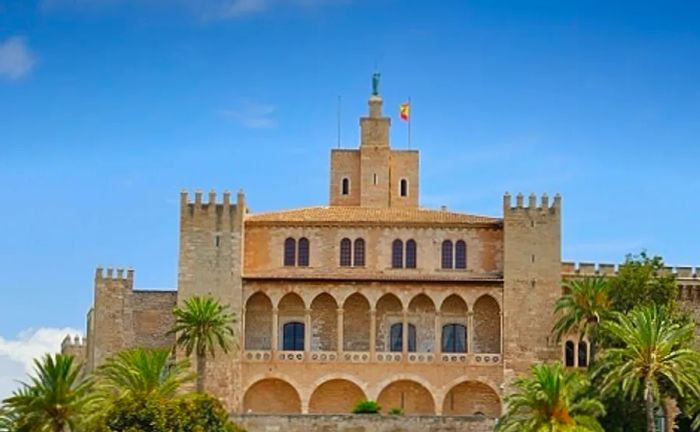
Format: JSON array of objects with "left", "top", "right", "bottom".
[
  {"left": 352, "top": 400, "right": 381, "bottom": 414},
  {"left": 388, "top": 407, "right": 404, "bottom": 415}
]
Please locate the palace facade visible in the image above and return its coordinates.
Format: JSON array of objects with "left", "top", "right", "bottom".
[{"left": 62, "top": 90, "right": 700, "bottom": 418}]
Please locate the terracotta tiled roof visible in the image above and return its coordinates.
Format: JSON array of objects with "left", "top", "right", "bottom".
[{"left": 245, "top": 206, "right": 501, "bottom": 226}]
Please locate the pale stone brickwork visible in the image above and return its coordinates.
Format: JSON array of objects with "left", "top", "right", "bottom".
[{"left": 63, "top": 89, "right": 699, "bottom": 426}]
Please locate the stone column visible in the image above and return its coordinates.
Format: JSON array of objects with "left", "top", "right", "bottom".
[
  {"left": 241, "top": 307, "right": 247, "bottom": 351},
  {"left": 402, "top": 310, "right": 409, "bottom": 355},
  {"left": 434, "top": 311, "right": 442, "bottom": 357},
  {"left": 369, "top": 309, "right": 377, "bottom": 356},
  {"left": 337, "top": 308, "right": 344, "bottom": 353},
  {"left": 467, "top": 311, "right": 474, "bottom": 354},
  {"left": 272, "top": 307, "right": 279, "bottom": 352},
  {"left": 304, "top": 308, "right": 312, "bottom": 353}
]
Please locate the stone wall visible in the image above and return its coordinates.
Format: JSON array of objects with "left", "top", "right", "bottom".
[{"left": 231, "top": 414, "right": 496, "bottom": 432}]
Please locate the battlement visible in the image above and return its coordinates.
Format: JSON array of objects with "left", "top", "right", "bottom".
[
  {"left": 95, "top": 266, "right": 134, "bottom": 284},
  {"left": 180, "top": 189, "right": 245, "bottom": 228},
  {"left": 562, "top": 262, "right": 700, "bottom": 279},
  {"left": 61, "top": 334, "right": 86, "bottom": 351},
  {"left": 503, "top": 192, "right": 561, "bottom": 213}
]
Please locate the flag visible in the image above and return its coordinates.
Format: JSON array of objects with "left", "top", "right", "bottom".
[{"left": 400, "top": 102, "right": 410, "bottom": 121}]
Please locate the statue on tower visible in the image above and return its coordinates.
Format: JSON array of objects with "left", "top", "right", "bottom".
[{"left": 372, "top": 72, "right": 381, "bottom": 96}]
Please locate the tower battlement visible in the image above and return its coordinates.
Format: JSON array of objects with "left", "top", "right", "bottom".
[
  {"left": 503, "top": 192, "right": 561, "bottom": 213},
  {"left": 95, "top": 266, "right": 134, "bottom": 286},
  {"left": 180, "top": 189, "right": 245, "bottom": 228},
  {"left": 61, "top": 334, "right": 86, "bottom": 351}
]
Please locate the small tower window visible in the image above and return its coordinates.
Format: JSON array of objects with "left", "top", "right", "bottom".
[
  {"left": 284, "top": 238, "right": 296, "bottom": 267},
  {"left": 340, "top": 238, "right": 352, "bottom": 267},
  {"left": 405, "top": 239, "right": 417, "bottom": 268},
  {"left": 455, "top": 240, "right": 467, "bottom": 269},
  {"left": 373, "top": 173, "right": 378, "bottom": 185},
  {"left": 400, "top": 179, "right": 408, "bottom": 197},
  {"left": 298, "top": 238, "right": 310, "bottom": 267},
  {"left": 565, "top": 341, "right": 575, "bottom": 367},
  {"left": 392, "top": 239, "right": 404, "bottom": 268},
  {"left": 353, "top": 238, "right": 365, "bottom": 267},
  {"left": 441, "top": 240, "right": 453, "bottom": 269},
  {"left": 341, "top": 177, "right": 350, "bottom": 196}
]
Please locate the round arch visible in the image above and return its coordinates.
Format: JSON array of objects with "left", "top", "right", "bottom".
[
  {"left": 310, "top": 292, "right": 338, "bottom": 351},
  {"left": 473, "top": 294, "right": 501, "bottom": 354},
  {"left": 243, "top": 377, "right": 301, "bottom": 414},
  {"left": 376, "top": 378, "right": 436, "bottom": 415},
  {"left": 441, "top": 380, "right": 501, "bottom": 417},
  {"left": 308, "top": 378, "right": 367, "bottom": 414},
  {"left": 244, "top": 292, "right": 273, "bottom": 350},
  {"left": 342, "top": 292, "right": 370, "bottom": 351}
]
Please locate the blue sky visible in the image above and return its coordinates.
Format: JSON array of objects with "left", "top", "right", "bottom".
[{"left": 0, "top": 0, "right": 699, "bottom": 394}]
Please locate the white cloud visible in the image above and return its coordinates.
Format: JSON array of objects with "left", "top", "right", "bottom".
[
  {"left": 219, "top": 100, "right": 277, "bottom": 129},
  {"left": 0, "top": 37, "right": 37, "bottom": 81},
  {"left": 0, "top": 327, "right": 82, "bottom": 399}
]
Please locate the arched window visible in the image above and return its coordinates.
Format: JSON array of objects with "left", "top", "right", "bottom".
[
  {"left": 353, "top": 238, "right": 365, "bottom": 267},
  {"left": 455, "top": 240, "right": 467, "bottom": 269},
  {"left": 442, "top": 324, "right": 467, "bottom": 353},
  {"left": 392, "top": 239, "right": 403, "bottom": 268},
  {"left": 565, "top": 341, "right": 575, "bottom": 367},
  {"left": 578, "top": 341, "right": 588, "bottom": 368},
  {"left": 400, "top": 179, "right": 408, "bottom": 197},
  {"left": 441, "top": 240, "right": 453, "bottom": 269},
  {"left": 389, "top": 323, "right": 416, "bottom": 352},
  {"left": 284, "top": 238, "right": 296, "bottom": 266},
  {"left": 282, "top": 322, "right": 305, "bottom": 351},
  {"left": 339, "top": 238, "right": 352, "bottom": 267},
  {"left": 405, "top": 239, "right": 417, "bottom": 268},
  {"left": 297, "top": 238, "right": 309, "bottom": 267},
  {"left": 341, "top": 177, "right": 350, "bottom": 195}
]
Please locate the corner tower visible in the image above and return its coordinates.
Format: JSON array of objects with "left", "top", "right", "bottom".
[{"left": 330, "top": 78, "right": 419, "bottom": 208}]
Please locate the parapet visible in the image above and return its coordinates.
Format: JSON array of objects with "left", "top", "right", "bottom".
[
  {"left": 503, "top": 192, "right": 560, "bottom": 213},
  {"left": 561, "top": 261, "right": 699, "bottom": 279},
  {"left": 61, "top": 334, "right": 86, "bottom": 352},
  {"left": 95, "top": 266, "right": 134, "bottom": 284},
  {"left": 180, "top": 189, "right": 244, "bottom": 228}
]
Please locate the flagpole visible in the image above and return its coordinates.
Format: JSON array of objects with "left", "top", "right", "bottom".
[{"left": 408, "top": 96, "right": 412, "bottom": 149}]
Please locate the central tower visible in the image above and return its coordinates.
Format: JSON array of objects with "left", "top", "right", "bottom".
[{"left": 329, "top": 80, "right": 419, "bottom": 208}]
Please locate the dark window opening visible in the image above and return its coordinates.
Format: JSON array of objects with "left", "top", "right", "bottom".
[
  {"left": 392, "top": 239, "right": 403, "bottom": 268},
  {"left": 353, "top": 238, "right": 365, "bottom": 267},
  {"left": 390, "top": 323, "right": 416, "bottom": 352},
  {"left": 578, "top": 341, "right": 588, "bottom": 368},
  {"left": 455, "top": 240, "right": 466, "bottom": 269},
  {"left": 215, "top": 235, "right": 220, "bottom": 248},
  {"left": 405, "top": 240, "right": 417, "bottom": 268},
  {"left": 442, "top": 324, "right": 467, "bottom": 353},
  {"left": 441, "top": 240, "right": 453, "bottom": 269},
  {"left": 400, "top": 179, "right": 408, "bottom": 197},
  {"left": 340, "top": 238, "right": 352, "bottom": 267},
  {"left": 284, "top": 238, "right": 296, "bottom": 267},
  {"left": 341, "top": 178, "right": 350, "bottom": 195},
  {"left": 565, "top": 341, "right": 575, "bottom": 367},
  {"left": 297, "top": 238, "right": 309, "bottom": 267},
  {"left": 282, "top": 322, "right": 305, "bottom": 351}
]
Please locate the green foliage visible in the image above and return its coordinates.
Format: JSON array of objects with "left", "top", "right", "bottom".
[
  {"left": 496, "top": 362, "right": 605, "bottom": 432},
  {"left": 94, "top": 348, "right": 193, "bottom": 401},
  {"left": 595, "top": 305, "right": 700, "bottom": 431},
  {"left": 94, "top": 393, "right": 245, "bottom": 432},
  {"left": 1, "top": 353, "right": 93, "bottom": 432},
  {"left": 388, "top": 407, "right": 404, "bottom": 415},
  {"left": 352, "top": 400, "right": 381, "bottom": 414},
  {"left": 608, "top": 252, "right": 679, "bottom": 314}
]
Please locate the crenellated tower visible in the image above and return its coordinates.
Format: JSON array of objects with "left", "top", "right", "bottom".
[
  {"left": 502, "top": 192, "right": 562, "bottom": 382},
  {"left": 92, "top": 267, "right": 135, "bottom": 368}
]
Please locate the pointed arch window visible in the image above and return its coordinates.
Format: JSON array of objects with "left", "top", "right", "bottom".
[
  {"left": 455, "top": 240, "right": 467, "bottom": 269},
  {"left": 341, "top": 177, "right": 350, "bottom": 196},
  {"left": 298, "top": 238, "right": 309, "bottom": 267},
  {"left": 405, "top": 239, "right": 417, "bottom": 268},
  {"left": 441, "top": 240, "right": 453, "bottom": 269},
  {"left": 392, "top": 240, "right": 404, "bottom": 268},
  {"left": 578, "top": 341, "right": 588, "bottom": 368},
  {"left": 340, "top": 238, "right": 352, "bottom": 267},
  {"left": 353, "top": 238, "right": 365, "bottom": 267},
  {"left": 284, "top": 238, "right": 296, "bottom": 267},
  {"left": 565, "top": 341, "right": 575, "bottom": 367},
  {"left": 282, "top": 322, "right": 305, "bottom": 351},
  {"left": 442, "top": 324, "right": 467, "bottom": 353}
]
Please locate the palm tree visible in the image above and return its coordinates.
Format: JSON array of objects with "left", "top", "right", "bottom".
[
  {"left": 496, "top": 362, "right": 605, "bottom": 432},
  {"left": 2, "top": 353, "right": 91, "bottom": 432},
  {"left": 95, "top": 348, "right": 193, "bottom": 400},
  {"left": 595, "top": 305, "right": 700, "bottom": 432},
  {"left": 169, "top": 295, "right": 236, "bottom": 393},
  {"left": 552, "top": 277, "right": 613, "bottom": 362}
]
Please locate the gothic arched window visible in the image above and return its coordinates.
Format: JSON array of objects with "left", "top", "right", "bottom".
[
  {"left": 389, "top": 323, "right": 416, "bottom": 352},
  {"left": 405, "top": 239, "right": 417, "bottom": 268},
  {"left": 284, "top": 238, "right": 296, "bottom": 267},
  {"left": 340, "top": 238, "right": 352, "bottom": 267},
  {"left": 297, "top": 238, "right": 309, "bottom": 267},
  {"left": 392, "top": 239, "right": 403, "bottom": 268},
  {"left": 341, "top": 177, "right": 350, "bottom": 195},
  {"left": 442, "top": 324, "right": 467, "bottom": 353},
  {"left": 565, "top": 341, "right": 575, "bottom": 367},
  {"left": 282, "top": 322, "right": 305, "bottom": 351},
  {"left": 353, "top": 238, "right": 365, "bottom": 267},
  {"left": 441, "top": 240, "right": 453, "bottom": 269},
  {"left": 578, "top": 341, "right": 588, "bottom": 368},
  {"left": 455, "top": 240, "right": 467, "bottom": 269},
  {"left": 400, "top": 179, "right": 408, "bottom": 197}
]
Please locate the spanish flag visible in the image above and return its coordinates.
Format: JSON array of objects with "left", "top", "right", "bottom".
[{"left": 400, "top": 102, "right": 410, "bottom": 121}]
